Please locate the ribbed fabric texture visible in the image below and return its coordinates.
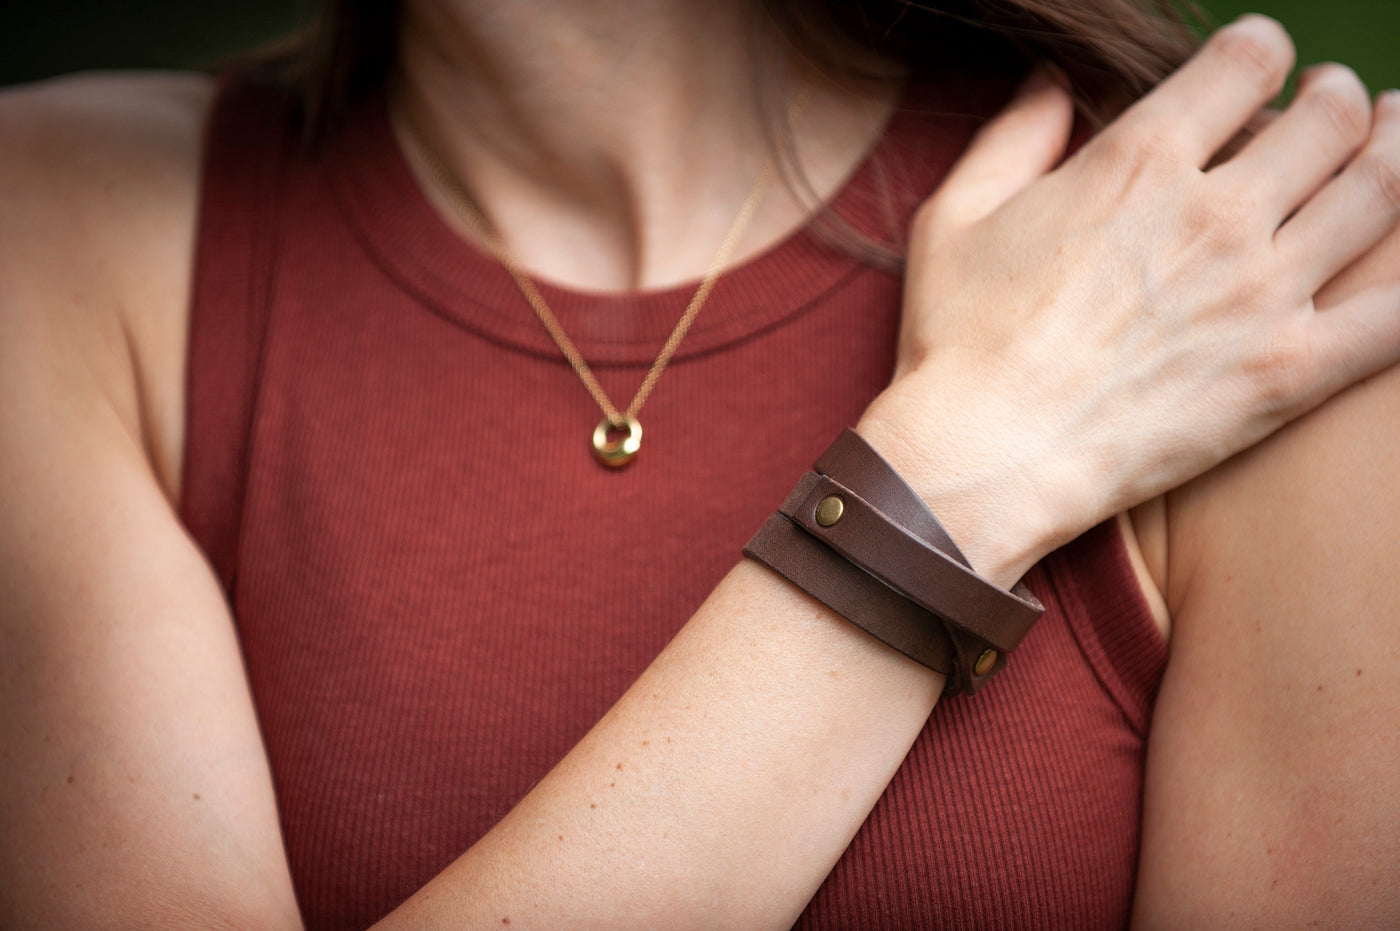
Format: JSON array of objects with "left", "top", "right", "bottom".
[{"left": 181, "top": 77, "right": 1167, "bottom": 930}]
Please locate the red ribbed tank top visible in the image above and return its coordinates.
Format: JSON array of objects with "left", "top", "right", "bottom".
[{"left": 180, "top": 76, "right": 1167, "bottom": 930}]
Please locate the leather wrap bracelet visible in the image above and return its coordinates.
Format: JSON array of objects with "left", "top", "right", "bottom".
[{"left": 744, "top": 429, "right": 1044, "bottom": 695}]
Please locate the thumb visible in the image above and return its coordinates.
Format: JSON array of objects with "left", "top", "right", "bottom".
[{"left": 918, "top": 68, "right": 1075, "bottom": 240}]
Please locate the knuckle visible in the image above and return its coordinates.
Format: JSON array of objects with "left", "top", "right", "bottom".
[
  {"left": 1304, "top": 67, "right": 1371, "bottom": 142},
  {"left": 1254, "top": 328, "right": 1319, "bottom": 408},
  {"left": 1356, "top": 148, "right": 1400, "bottom": 212},
  {"left": 1183, "top": 190, "right": 1257, "bottom": 246},
  {"left": 1233, "top": 262, "right": 1276, "bottom": 302},
  {"left": 1096, "top": 124, "right": 1181, "bottom": 176},
  {"left": 1304, "top": 61, "right": 1367, "bottom": 97},
  {"left": 1214, "top": 16, "right": 1294, "bottom": 88},
  {"left": 1378, "top": 89, "right": 1400, "bottom": 128}
]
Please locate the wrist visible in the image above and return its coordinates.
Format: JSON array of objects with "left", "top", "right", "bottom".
[
  {"left": 854, "top": 390, "right": 1068, "bottom": 589},
  {"left": 745, "top": 426, "right": 1048, "bottom": 694}
]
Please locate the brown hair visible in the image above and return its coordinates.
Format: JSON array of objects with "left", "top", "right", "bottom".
[{"left": 762, "top": 0, "right": 1204, "bottom": 263}]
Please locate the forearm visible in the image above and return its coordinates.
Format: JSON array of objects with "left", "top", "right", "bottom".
[
  {"left": 13, "top": 16, "right": 1400, "bottom": 924},
  {"left": 377, "top": 557, "right": 940, "bottom": 928},
  {"left": 377, "top": 409, "right": 1056, "bottom": 929}
]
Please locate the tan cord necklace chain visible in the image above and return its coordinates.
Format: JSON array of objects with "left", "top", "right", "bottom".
[{"left": 397, "top": 93, "right": 807, "bottom": 467}]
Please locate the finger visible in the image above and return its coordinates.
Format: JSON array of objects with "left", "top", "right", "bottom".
[
  {"left": 1276, "top": 89, "right": 1400, "bottom": 291},
  {"left": 1245, "top": 107, "right": 1282, "bottom": 137},
  {"left": 919, "top": 68, "right": 1074, "bottom": 235},
  {"left": 1301, "top": 281, "right": 1400, "bottom": 406},
  {"left": 1207, "top": 108, "right": 1283, "bottom": 169},
  {"left": 1111, "top": 15, "right": 1295, "bottom": 167},
  {"left": 1213, "top": 64, "right": 1371, "bottom": 222},
  {"left": 1316, "top": 206, "right": 1400, "bottom": 311}
]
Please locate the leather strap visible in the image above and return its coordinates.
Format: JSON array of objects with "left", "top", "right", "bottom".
[
  {"left": 814, "top": 430, "right": 1043, "bottom": 643},
  {"left": 782, "top": 472, "right": 1041, "bottom": 653},
  {"left": 743, "top": 429, "right": 1046, "bottom": 695},
  {"left": 814, "top": 429, "right": 967, "bottom": 560},
  {"left": 816, "top": 430, "right": 1041, "bottom": 606},
  {"left": 743, "top": 514, "right": 960, "bottom": 677}
]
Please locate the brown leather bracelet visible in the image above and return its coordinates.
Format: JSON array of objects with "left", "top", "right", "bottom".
[
  {"left": 814, "top": 429, "right": 967, "bottom": 559},
  {"left": 743, "top": 429, "right": 1045, "bottom": 695},
  {"left": 783, "top": 470, "right": 1042, "bottom": 649},
  {"left": 745, "top": 513, "right": 961, "bottom": 678}
]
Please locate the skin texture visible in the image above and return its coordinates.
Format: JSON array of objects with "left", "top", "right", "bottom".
[
  {"left": 1134, "top": 172, "right": 1400, "bottom": 925},
  {"left": 2, "top": 5, "right": 1399, "bottom": 929},
  {"left": 0, "top": 74, "right": 301, "bottom": 928},
  {"left": 390, "top": 0, "right": 900, "bottom": 291},
  {"left": 1129, "top": 57, "right": 1400, "bottom": 925}
]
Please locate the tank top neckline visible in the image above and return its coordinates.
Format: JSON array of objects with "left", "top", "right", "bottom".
[
  {"left": 183, "top": 75, "right": 1166, "bottom": 928},
  {"left": 320, "top": 89, "right": 925, "bottom": 367}
]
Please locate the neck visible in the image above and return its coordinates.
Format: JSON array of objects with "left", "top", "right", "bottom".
[{"left": 392, "top": 0, "right": 900, "bottom": 290}]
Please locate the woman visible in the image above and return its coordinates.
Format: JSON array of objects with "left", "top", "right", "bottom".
[{"left": 1, "top": 0, "right": 1398, "bottom": 927}]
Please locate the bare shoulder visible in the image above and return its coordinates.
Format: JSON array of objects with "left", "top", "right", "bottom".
[
  {"left": 0, "top": 71, "right": 213, "bottom": 498},
  {"left": 1134, "top": 225, "right": 1400, "bottom": 922},
  {"left": 0, "top": 74, "right": 302, "bottom": 927},
  {"left": 0, "top": 69, "right": 210, "bottom": 136}
]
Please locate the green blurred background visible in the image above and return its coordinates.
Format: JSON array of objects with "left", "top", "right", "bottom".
[{"left": 0, "top": 1, "right": 1395, "bottom": 91}]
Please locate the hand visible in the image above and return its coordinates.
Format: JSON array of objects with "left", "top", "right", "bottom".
[{"left": 859, "top": 15, "right": 1400, "bottom": 584}]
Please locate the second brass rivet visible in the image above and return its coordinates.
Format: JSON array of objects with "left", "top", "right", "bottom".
[
  {"left": 974, "top": 649, "right": 998, "bottom": 677},
  {"left": 815, "top": 495, "right": 844, "bottom": 527}
]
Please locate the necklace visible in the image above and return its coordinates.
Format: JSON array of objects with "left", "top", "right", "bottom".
[{"left": 396, "top": 104, "right": 795, "bottom": 468}]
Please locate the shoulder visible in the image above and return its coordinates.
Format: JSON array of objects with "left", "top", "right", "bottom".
[
  {"left": 0, "top": 71, "right": 212, "bottom": 245},
  {"left": 0, "top": 69, "right": 211, "bottom": 145},
  {"left": 0, "top": 79, "right": 310, "bottom": 930},
  {"left": 0, "top": 71, "right": 214, "bottom": 499},
  {"left": 1134, "top": 226, "right": 1400, "bottom": 921},
  {"left": 1164, "top": 353, "right": 1400, "bottom": 652}
]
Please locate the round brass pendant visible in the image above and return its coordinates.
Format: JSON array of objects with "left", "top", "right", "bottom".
[{"left": 592, "top": 413, "right": 642, "bottom": 468}]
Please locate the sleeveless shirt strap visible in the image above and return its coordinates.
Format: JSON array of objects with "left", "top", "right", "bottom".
[
  {"left": 179, "top": 75, "right": 298, "bottom": 597},
  {"left": 1039, "top": 519, "right": 1168, "bottom": 736}
]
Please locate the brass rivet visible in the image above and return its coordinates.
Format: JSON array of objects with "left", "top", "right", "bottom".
[
  {"left": 974, "top": 649, "right": 998, "bottom": 677},
  {"left": 815, "top": 495, "right": 845, "bottom": 527}
]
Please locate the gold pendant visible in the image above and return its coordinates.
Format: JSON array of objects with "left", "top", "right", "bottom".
[{"left": 592, "top": 413, "right": 642, "bottom": 468}]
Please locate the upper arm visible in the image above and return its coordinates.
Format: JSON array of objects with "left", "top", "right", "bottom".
[
  {"left": 0, "top": 74, "right": 300, "bottom": 928},
  {"left": 1134, "top": 227, "right": 1400, "bottom": 924}
]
